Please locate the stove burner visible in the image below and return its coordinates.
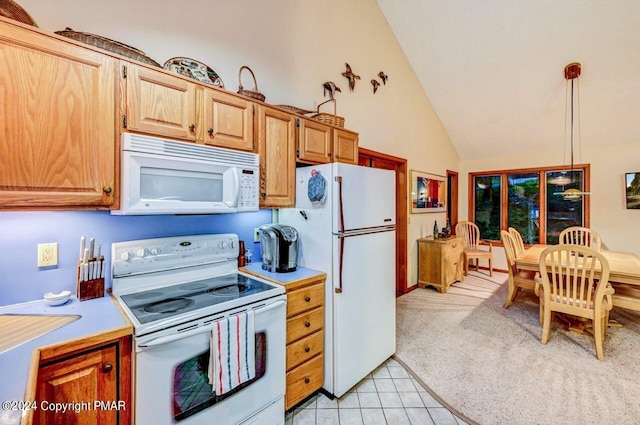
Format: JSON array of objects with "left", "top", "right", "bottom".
[
  {"left": 178, "top": 282, "right": 208, "bottom": 291},
  {"left": 131, "top": 291, "right": 164, "bottom": 300},
  {"left": 207, "top": 283, "right": 252, "bottom": 296},
  {"left": 143, "top": 298, "right": 195, "bottom": 314}
]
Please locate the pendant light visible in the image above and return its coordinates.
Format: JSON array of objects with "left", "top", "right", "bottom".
[{"left": 552, "top": 62, "right": 591, "bottom": 200}]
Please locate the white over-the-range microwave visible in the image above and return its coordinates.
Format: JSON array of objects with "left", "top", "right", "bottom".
[{"left": 112, "top": 133, "right": 260, "bottom": 215}]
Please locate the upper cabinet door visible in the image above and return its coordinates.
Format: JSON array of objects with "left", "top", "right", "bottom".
[
  {"left": 333, "top": 128, "right": 358, "bottom": 165},
  {"left": 124, "top": 63, "right": 198, "bottom": 141},
  {"left": 297, "top": 118, "right": 332, "bottom": 164},
  {"left": 257, "top": 106, "right": 296, "bottom": 208},
  {"left": 203, "top": 88, "right": 254, "bottom": 151},
  {"left": 0, "top": 22, "right": 117, "bottom": 209}
]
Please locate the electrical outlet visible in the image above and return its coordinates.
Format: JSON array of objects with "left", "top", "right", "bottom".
[
  {"left": 37, "top": 243, "right": 58, "bottom": 267},
  {"left": 254, "top": 228, "right": 261, "bottom": 243}
]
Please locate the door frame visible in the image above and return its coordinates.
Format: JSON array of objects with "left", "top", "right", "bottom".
[{"left": 358, "top": 148, "right": 408, "bottom": 296}]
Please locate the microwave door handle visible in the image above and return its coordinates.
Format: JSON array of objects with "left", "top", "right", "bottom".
[{"left": 224, "top": 168, "right": 240, "bottom": 208}]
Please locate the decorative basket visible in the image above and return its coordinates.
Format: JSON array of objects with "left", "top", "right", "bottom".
[
  {"left": 312, "top": 99, "right": 345, "bottom": 127},
  {"left": 237, "top": 65, "right": 265, "bottom": 102},
  {"left": 0, "top": 0, "right": 37, "bottom": 27},
  {"left": 276, "top": 105, "right": 315, "bottom": 115},
  {"left": 54, "top": 28, "right": 162, "bottom": 68}
]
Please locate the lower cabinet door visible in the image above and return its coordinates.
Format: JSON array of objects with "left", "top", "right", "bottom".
[{"left": 34, "top": 345, "right": 118, "bottom": 425}]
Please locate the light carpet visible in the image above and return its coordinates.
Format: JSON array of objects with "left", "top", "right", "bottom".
[{"left": 395, "top": 272, "right": 640, "bottom": 425}]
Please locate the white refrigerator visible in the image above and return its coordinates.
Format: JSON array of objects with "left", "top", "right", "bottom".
[{"left": 279, "top": 162, "right": 396, "bottom": 398}]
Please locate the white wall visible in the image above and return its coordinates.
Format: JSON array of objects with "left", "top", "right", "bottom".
[
  {"left": 461, "top": 141, "right": 640, "bottom": 257},
  {"left": 18, "top": 0, "right": 460, "bottom": 287}
]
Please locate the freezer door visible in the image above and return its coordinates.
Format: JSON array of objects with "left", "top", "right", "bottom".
[
  {"left": 333, "top": 163, "right": 396, "bottom": 233},
  {"left": 332, "top": 229, "right": 396, "bottom": 397}
]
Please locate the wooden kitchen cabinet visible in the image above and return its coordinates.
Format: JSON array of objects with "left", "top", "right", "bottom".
[
  {"left": 123, "top": 62, "right": 198, "bottom": 141},
  {"left": 0, "top": 19, "right": 117, "bottom": 209},
  {"left": 256, "top": 105, "right": 296, "bottom": 208},
  {"left": 296, "top": 118, "right": 332, "bottom": 164},
  {"left": 33, "top": 335, "right": 132, "bottom": 425},
  {"left": 284, "top": 276, "right": 325, "bottom": 410},
  {"left": 333, "top": 128, "right": 359, "bottom": 164},
  {"left": 417, "top": 237, "right": 464, "bottom": 293},
  {"left": 203, "top": 88, "right": 255, "bottom": 151},
  {"left": 295, "top": 118, "right": 359, "bottom": 165}
]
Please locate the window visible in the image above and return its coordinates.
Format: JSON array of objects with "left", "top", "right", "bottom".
[{"left": 469, "top": 165, "right": 590, "bottom": 245}]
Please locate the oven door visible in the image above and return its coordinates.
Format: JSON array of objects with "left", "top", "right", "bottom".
[{"left": 133, "top": 296, "right": 286, "bottom": 425}]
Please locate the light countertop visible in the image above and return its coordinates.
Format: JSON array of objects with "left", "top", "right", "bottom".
[
  {"left": 240, "top": 263, "right": 326, "bottom": 286},
  {"left": 0, "top": 295, "right": 130, "bottom": 425}
]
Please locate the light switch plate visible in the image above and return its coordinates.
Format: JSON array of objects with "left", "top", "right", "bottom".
[{"left": 38, "top": 243, "right": 58, "bottom": 267}]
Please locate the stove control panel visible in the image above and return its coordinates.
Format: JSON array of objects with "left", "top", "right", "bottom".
[{"left": 112, "top": 234, "right": 240, "bottom": 277}]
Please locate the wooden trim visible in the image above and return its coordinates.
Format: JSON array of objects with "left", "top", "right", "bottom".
[
  {"left": 446, "top": 170, "right": 459, "bottom": 229},
  {"left": 358, "top": 147, "right": 408, "bottom": 296}
]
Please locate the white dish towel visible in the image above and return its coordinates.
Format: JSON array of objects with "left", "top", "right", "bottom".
[{"left": 208, "top": 310, "right": 256, "bottom": 395}]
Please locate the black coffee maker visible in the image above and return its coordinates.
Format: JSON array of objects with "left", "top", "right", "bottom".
[{"left": 259, "top": 224, "right": 299, "bottom": 273}]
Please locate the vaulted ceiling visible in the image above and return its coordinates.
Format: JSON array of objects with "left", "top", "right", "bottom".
[{"left": 377, "top": 0, "right": 640, "bottom": 160}]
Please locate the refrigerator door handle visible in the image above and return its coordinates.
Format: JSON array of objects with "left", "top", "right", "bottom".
[
  {"left": 335, "top": 175, "right": 345, "bottom": 234},
  {"left": 336, "top": 234, "right": 344, "bottom": 293}
]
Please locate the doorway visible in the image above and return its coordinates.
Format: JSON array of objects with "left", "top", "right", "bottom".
[{"left": 358, "top": 148, "right": 408, "bottom": 296}]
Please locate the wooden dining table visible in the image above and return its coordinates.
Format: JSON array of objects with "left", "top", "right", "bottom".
[
  {"left": 515, "top": 244, "right": 640, "bottom": 285},
  {"left": 516, "top": 244, "right": 640, "bottom": 331}
]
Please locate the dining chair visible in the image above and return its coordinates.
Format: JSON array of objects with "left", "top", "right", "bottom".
[
  {"left": 500, "top": 230, "right": 537, "bottom": 309},
  {"left": 508, "top": 227, "right": 525, "bottom": 257},
  {"left": 455, "top": 221, "right": 493, "bottom": 276},
  {"left": 559, "top": 226, "right": 602, "bottom": 250},
  {"left": 534, "top": 244, "right": 614, "bottom": 360}
]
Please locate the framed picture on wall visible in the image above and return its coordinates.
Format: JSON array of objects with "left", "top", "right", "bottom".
[
  {"left": 411, "top": 170, "right": 446, "bottom": 213},
  {"left": 626, "top": 172, "right": 640, "bottom": 209}
]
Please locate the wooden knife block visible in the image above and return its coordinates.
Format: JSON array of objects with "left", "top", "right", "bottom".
[{"left": 76, "top": 262, "right": 105, "bottom": 301}]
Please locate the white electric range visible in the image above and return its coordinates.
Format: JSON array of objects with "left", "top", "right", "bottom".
[{"left": 112, "top": 233, "right": 286, "bottom": 425}]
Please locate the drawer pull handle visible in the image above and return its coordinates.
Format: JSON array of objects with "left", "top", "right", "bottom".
[
  {"left": 304, "top": 296, "right": 311, "bottom": 302},
  {"left": 304, "top": 378, "right": 310, "bottom": 384},
  {"left": 304, "top": 321, "right": 311, "bottom": 327},
  {"left": 452, "top": 244, "right": 457, "bottom": 248},
  {"left": 208, "top": 128, "right": 214, "bottom": 135},
  {"left": 102, "top": 363, "right": 113, "bottom": 373},
  {"left": 189, "top": 124, "right": 196, "bottom": 132},
  {"left": 304, "top": 347, "right": 311, "bottom": 352}
]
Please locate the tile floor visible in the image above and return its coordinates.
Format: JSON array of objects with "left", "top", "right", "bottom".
[{"left": 285, "top": 357, "right": 470, "bottom": 425}]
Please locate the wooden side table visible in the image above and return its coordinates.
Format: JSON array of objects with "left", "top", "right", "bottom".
[{"left": 417, "top": 237, "right": 464, "bottom": 293}]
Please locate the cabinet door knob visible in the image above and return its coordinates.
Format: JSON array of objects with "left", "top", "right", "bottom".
[
  {"left": 304, "top": 321, "right": 311, "bottom": 327},
  {"left": 103, "top": 186, "right": 112, "bottom": 194},
  {"left": 189, "top": 124, "right": 196, "bottom": 132},
  {"left": 208, "top": 128, "right": 214, "bottom": 135},
  {"left": 304, "top": 347, "right": 311, "bottom": 353},
  {"left": 304, "top": 377, "right": 310, "bottom": 384},
  {"left": 102, "top": 363, "right": 113, "bottom": 373},
  {"left": 304, "top": 296, "right": 311, "bottom": 302}
]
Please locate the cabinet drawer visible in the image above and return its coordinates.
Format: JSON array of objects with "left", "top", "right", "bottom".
[
  {"left": 287, "top": 283, "right": 324, "bottom": 317},
  {"left": 442, "top": 239, "right": 463, "bottom": 255},
  {"left": 286, "top": 354, "right": 324, "bottom": 410},
  {"left": 287, "top": 330, "right": 324, "bottom": 371},
  {"left": 287, "top": 307, "right": 323, "bottom": 344}
]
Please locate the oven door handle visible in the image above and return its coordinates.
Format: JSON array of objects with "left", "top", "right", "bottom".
[{"left": 137, "top": 325, "right": 214, "bottom": 349}]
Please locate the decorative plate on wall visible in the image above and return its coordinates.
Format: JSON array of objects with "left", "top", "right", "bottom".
[{"left": 163, "top": 57, "right": 224, "bottom": 88}]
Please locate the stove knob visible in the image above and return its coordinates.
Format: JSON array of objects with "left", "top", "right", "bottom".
[
  {"left": 120, "top": 251, "right": 133, "bottom": 261},
  {"left": 218, "top": 241, "right": 227, "bottom": 249},
  {"left": 149, "top": 248, "right": 160, "bottom": 256},
  {"left": 136, "top": 248, "right": 149, "bottom": 258},
  {"left": 228, "top": 240, "right": 237, "bottom": 250}
]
